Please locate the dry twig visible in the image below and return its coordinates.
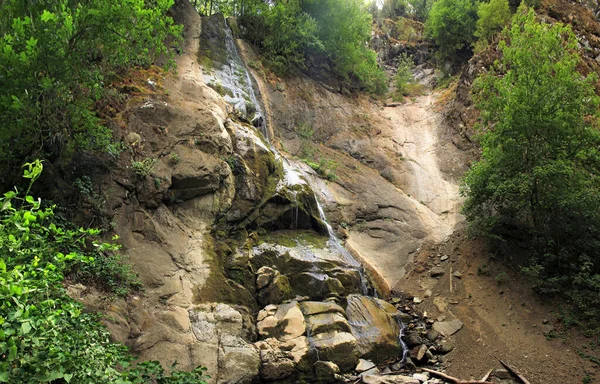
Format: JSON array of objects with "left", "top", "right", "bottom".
[
  {"left": 496, "top": 358, "right": 532, "bottom": 384},
  {"left": 422, "top": 368, "right": 493, "bottom": 384},
  {"left": 480, "top": 369, "right": 493, "bottom": 381}
]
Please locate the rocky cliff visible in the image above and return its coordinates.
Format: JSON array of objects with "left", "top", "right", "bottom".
[{"left": 65, "top": 1, "right": 477, "bottom": 383}]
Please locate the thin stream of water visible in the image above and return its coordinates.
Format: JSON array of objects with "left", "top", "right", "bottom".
[{"left": 209, "top": 16, "right": 407, "bottom": 364}]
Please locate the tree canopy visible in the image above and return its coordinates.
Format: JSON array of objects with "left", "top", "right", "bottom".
[
  {"left": 475, "top": 0, "right": 512, "bottom": 42},
  {"left": 0, "top": 0, "right": 181, "bottom": 180},
  {"left": 425, "top": 0, "right": 478, "bottom": 59},
  {"left": 201, "top": 0, "right": 387, "bottom": 93},
  {"left": 462, "top": 6, "right": 600, "bottom": 322}
]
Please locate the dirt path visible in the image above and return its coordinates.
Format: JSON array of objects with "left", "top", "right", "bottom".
[{"left": 399, "top": 233, "right": 596, "bottom": 384}]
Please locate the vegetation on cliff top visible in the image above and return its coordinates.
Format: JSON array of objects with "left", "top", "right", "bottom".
[
  {"left": 195, "top": 0, "right": 388, "bottom": 94},
  {"left": 0, "top": 0, "right": 181, "bottom": 184},
  {"left": 462, "top": 6, "right": 600, "bottom": 326}
]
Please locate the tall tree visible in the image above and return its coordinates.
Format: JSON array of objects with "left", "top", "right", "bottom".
[
  {"left": 462, "top": 7, "right": 600, "bottom": 301},
  {"left": 425, "top": 0, "right": 477, "bottom": 59}
]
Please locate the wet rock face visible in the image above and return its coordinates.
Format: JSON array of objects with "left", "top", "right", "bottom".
[
  {"left": 251, "top": 243, "right": 363, "bottom": 302},
  {"left": 346, "top": 295, "right": 403, "bottom": 364}
]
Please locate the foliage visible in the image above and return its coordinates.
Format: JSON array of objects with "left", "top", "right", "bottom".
[
  {"left": 425, "top": 0, "right": 478, "bottom": 59},
  {"left": 236, "top": 0, "right": 387, "bottom": 94},
  {"left": 408, "top": 0, "right": 435, "bottom": 22},
  {"left": 475, "top": 0, "right": 512, "bottom": 42},
  {"left": 0, "top": 161, "right": 209, "bottom": 383},
  {"left": 381, "top": 0, "right": 409, "bottom": 19},
  {"left": 262, "top": 0, "right": 321, "bottom": 75},
  {"left": 0, "top": 0, "right": 181, "bottom": 175},
  {"left": 462, "top": 7, "right": 600, "bottom": 326},
  {"left": 168, "top": 153, "right": 180, "bottom": 164},
  {"left": 132, "top": 158, "right": 158, "bottom": 178},
  {"left": 394, "top": 54, "right": 415, "bottom": 97}
]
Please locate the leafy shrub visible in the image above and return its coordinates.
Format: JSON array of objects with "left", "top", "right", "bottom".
[
  {"left": 475, "top": 0, "right": 512, "bottom": 42},
  {"left": 495, "top": 272, "right": 509, "bottom": 285},
  {"left": 409, "top": 0, "right": 435, "bottom": 22},
  {"left": 426, "top": 0, "right": 478, "bottom": 59},
  {"left": 132, "top": 158, "right": 158, "bottom": 178},
  {"left": 382, "top": 0, "right": 410, "bottom": 19},
  {"left": 0, "top": 161, "right": 209, "bottom": 383},
  {"left": 0, "top": 0, "right": 181, "bottom": 177},
  {"left": 169, "top": 152, "right": 180, "bottom": 164},
  {"left": 394, "top": 54, "right": 415, "bottom": 97}
]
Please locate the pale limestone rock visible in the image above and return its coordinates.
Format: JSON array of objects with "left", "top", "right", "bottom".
[{"left": 432, "top": 319, "right": 463, "bottom": 336}]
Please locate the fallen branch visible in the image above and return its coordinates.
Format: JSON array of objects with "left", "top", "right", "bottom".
[
  {"left": 422, "top": 368, "right": 493, "bottom": 384},
  {"left": 480, "top": 369, "right": 493, "bottom": 381},
  {"left": 496, "top": 358, "right": 532, "bottom": 384}
]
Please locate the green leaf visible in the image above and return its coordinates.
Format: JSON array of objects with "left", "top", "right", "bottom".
[
  {"left": 7, "top": 345, "right": 17, "bottom": 361},
  {"left": 21, "top": 322, "right": 31, "bottom": 335},
  {"left": 0, "top": 371, "right": 8, "bottom": 382},
  {"left": 41, "top": 10, "right": 56, "bottom": 22}
]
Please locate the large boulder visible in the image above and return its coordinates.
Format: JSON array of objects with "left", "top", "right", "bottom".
[
  {"left": 251, "top": 243, "right": 363, "bottom": 301},
  {"left": 310, "top": 331, "right": 359, "bottom": 372},
  {"left": 189, "top": 304, "right": 260, "bottom": 384},
  {"left": 169, "top": 146, "right": 232, "bottom": 201},
  {"left": 345, "top": 295, "right": 403, "bottom": 363}
]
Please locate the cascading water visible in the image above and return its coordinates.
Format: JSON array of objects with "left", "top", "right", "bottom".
[
  {"left": 205, "top": 14, "right": 407, "bottom": 365},
  {"left": 202, "top": 17, "right": 267, "bottom": 138},
  {"left": 396, "top": 316, "right": 410, "bottom": 364}
]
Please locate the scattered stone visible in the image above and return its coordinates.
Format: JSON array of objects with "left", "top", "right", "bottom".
[
  {"left": 356, "top": 359, "right": 377, "bottom": 373},
  {"left": 426, "top": 329, "right": 440, "bottom": 342},
  {"left": 399, "top": 312, "right": 413, "bottom": 324},
  {"left": 404, "top": 332, "right": 425, "bottom": 347},
  {"left": 440, "top": 255, "right": 449, "bottom": 261},
  {"left": 413, "top": 297, "right": 423, "bottom": 304},
  {"left": 452, "top": 271, "right": 462, "bottom": 279},
  {"left": 410, "top": 345, "right": 428, "bottom": 362},
  {"left": 424, "top": 289, "right": 432, "bottom": 298},
  {"left": 413, "top": 372, "right": 430, "bottom": 382},
  {"left": 430, "top": 267, "right": 445, "bottom": 277},
  {"left": 362, "top": 374, "right": 420, "bottom": 383},
  {"left": 432, "top": 319, "right": 463, "bottom": 336},
  {"left": 494, "top": 368, "right": 511, "bottom": 379},
  {"left": 314, "top": 361, "right": 339, "bottom": 381},
  {"left": 437, "top": 340, "right": 455, "bottom": 354}
]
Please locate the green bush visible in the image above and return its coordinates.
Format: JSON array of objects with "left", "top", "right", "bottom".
[
  {"left": 0, "top": 0, "right": 181, "bottom": 177},
  {"left": 463, "top": 6, "right": 600, "bottom": 327},
  {"left": 475, "top": 0, "right": 512, "bottom": 42},
  {"left": 394, "top": 54, "right": 415, "bottom": 96},
  {"left": 425, "top": 0, "right": 478, "bottom": 59},
  {"left": 409, "top": 0, "right": 435, "bottom": 22},
  {"left": 239, "top": 0, "right": 387, "bottom": 94},
  {"left": 0, "top": 161, "right": 209, "bottom": 383},
  {"left": 382, "top": 0, "right": 410, "bottom": 19}
]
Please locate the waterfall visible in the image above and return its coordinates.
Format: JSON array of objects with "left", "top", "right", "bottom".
[
  {"left": 203, "top": 14, "right": 407, "bottom": 365},
  {"left": 202, "top": 17, "right": 267, "bottom": 139}
]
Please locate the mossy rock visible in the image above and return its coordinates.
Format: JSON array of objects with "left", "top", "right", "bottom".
[{"left": 199, "top": 13, "right": 230, "bottom": 69}]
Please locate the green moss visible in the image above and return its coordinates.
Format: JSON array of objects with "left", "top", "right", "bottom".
[
  {"left": 195, "top": 233, "right": 256, "bottom": 309},
  {"left": 259, "top": 230, "right": 328, "bottom": 249}
]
